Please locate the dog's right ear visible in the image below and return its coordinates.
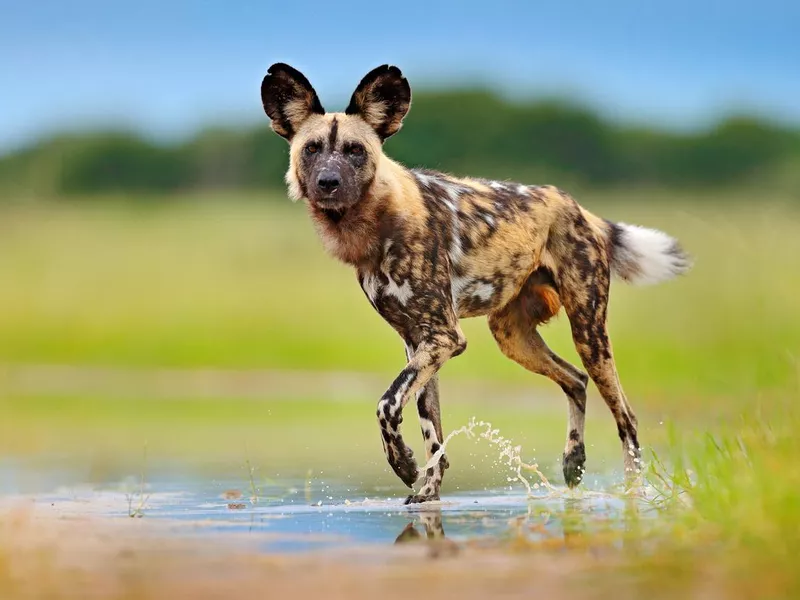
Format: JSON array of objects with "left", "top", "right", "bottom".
[
  {"left": 346, "top": 65, "right": 411, "bottom": 141},
  {"left": 261, "top": 63, "right": 325, "bottom": 140}
]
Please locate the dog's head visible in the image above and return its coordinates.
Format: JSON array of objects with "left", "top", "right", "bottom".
[{"left": 261, "top": 64, "right": 411, "bottom": 220}]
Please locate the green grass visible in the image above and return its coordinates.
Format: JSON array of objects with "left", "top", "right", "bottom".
[
  {"left": 626, "top": 393, "right": 800, "bottom": 599},
  {"left": 2, "top": 191, "right": 800, "bottom": 598},
  {"left": 1, "top": 190, "right": 798, "bottom": 407}
]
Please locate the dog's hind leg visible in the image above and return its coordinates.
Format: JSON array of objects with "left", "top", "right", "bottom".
[
  {"left": 553, "top": 228, "right": 642, "bottom": 481},
  {"left": 488, "top": 286, "right": 589, "bottom": 487}
]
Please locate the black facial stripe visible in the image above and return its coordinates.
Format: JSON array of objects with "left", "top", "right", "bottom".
[{"left": 328, "top": 117, "right": 339, "bottom": 149}]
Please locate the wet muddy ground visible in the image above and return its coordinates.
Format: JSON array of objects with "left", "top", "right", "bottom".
[{"left": 1, "top": 463, "right": 650, "bottom": 554}]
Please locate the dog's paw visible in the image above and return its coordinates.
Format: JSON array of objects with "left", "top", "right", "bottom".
[
  {"left": 391, "top": 445, "right": 419, "bottom": 488},
  {"left": 404, "top": 479, "right": 441, "bottom": 504},
  {"left": 562, "top": 442, "right": 586, "bottom": 488},
  {"left": 404, "top": 492, "right": 440, "bottom": 505}
]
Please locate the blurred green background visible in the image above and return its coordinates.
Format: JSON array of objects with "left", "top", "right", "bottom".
[{"left": 1, "top": 2, "right": 799, "bottom": 491}]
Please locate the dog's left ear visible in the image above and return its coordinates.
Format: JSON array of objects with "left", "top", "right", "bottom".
[{"left": 346, "top": 65, "right": 411, "bottom": 141}]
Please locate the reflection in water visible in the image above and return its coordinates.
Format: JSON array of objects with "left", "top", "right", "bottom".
[
  {"left": 562, "top": 498, "right": 588, "bottom": 546},
  {"left": 394, "top": 507, "right": 461, "bottom": 558},
  {"left": 395, "top": 508, "right": 446, "bottom": 544},
  {"left": 0, "top": 460, "right": 653, "bottom": 555},
  {"left": 393, "top": 493, "right": 644, "bottom": 555}
]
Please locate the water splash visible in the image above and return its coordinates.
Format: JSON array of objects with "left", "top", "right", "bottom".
[{"left": 417, "top": 417, "right": 554, "bottom": 495}]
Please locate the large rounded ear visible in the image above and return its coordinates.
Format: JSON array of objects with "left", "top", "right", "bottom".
[
  {"left": 345, "top": 65, "right": 411, "bottom": 141},
  {"left": 261, "top": 63, "right": 325, "bottom": 140}
]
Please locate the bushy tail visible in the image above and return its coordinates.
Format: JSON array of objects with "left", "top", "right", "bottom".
[{"left": 608, "top": 222, "right": 692, "bottom": 285}]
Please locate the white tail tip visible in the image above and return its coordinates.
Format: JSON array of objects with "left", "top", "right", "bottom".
[{"left": 610, "top": 223, "right": 692, "bottom": 285}]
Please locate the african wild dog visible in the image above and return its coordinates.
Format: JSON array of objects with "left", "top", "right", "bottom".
[{"left": 261, "top": 63, "right": 692, "bottom": 503}]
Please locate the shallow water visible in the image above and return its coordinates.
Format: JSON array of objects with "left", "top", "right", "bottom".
[{"left": 0, "top": 460, "right": 651, "bottom": 554}]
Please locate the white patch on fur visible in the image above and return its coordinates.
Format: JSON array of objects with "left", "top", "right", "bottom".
[
  {"left": 516, "top": 184, "right": 528, "bottom": 195},
  {"left": 448, "top": 195, "right": 465, "bottom": 271},
  {"left": 449, "top": 230, "right": 464, "bottom": 266},
  {"left": 613, "top": 223, "right": 692, "bottom": 286},
  {"left": 284, "top": 168, "right": 302, "bottom": 202},
  {"left": 444, "top": 183, "right": 464, "bottom": 268},
  {"left": 415, "top": 171, "right": 464, "bottom": 211},
  {"left": 440, "top": 181, "right": 463, "bottom": 212},
  {"left": 361, "top": 273, "right": 381, "bottom": 304},
  {"left": 414, "top": 171, "right": 435, "bottom": 188},
  {"left": 420, "top": 419, "right": 440, "bottom": 455},
  {"left": 414, "top": 171, "right": 468, "bottom": 292},
  {"left": 392, "top": 370, "right": 416, "bottom": 409},
  {"left": 472, "top": 281, "right": 494, "bottom": 302},
  {"left": 451, "top": 275, "right": 470, "bottom": 308},
  {"left": 379, "top": 239, "right": 413, "bottom": 305},
  {"left": 385, "top": 277, "right": 413, "bottom": 305},
  {"left": 450, "top": 278, "right": 494, "bottom": 312},
  {"left": 489, "top": 181, "right": 507, "bottom": 191},
  {"left": 483, "top": 214, "right": 495, "bottom": 227}
]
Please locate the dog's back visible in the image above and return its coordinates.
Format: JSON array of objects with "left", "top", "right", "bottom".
[{"left": 409, "top": 169, "right": 581, "bottom": 319}]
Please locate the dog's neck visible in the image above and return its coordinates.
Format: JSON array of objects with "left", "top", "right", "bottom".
[{"left": 306, "top": 156, "right": 410, "bottom": 268}]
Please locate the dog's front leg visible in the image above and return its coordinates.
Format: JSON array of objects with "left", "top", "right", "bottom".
[
  {"left": 377, "top": 331, "right": 466, "bottom": 491},
  {"left": 404, "top": 342, "right": 448, "bottom": 504}
]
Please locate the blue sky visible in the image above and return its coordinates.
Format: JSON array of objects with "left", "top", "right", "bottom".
[{"left": 1, "top": 0, "right": 799, "bottom": 151}]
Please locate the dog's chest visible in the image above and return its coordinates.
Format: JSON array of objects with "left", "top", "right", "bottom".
[
  {"left": 358, "top": 239, "right": 452, "bottom": 339},
  {"left": 358, "top": 268, "right": 418, "bottom": 337},
  {"left": 357, "top": 217, "right": 538, "bottom": 330}
]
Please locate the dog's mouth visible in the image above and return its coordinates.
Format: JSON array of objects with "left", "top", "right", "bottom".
[
  {"left": 313, "top": 196, "right": 352, "bottom": 224},
  {"left": 320, "top": 206, "right": 347, "bottom": 223}
]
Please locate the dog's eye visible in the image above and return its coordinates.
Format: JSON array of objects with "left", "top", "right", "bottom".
[
  {"left": 346, "top": 144, "right": 364, "bottom": 156},
  {"left": 305, "top": 144, "right": 319, "bottom": 155}
]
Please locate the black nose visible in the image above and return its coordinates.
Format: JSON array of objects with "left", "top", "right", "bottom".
[{"left": 317, "top": 173, "right": 340, "bottom": 193}]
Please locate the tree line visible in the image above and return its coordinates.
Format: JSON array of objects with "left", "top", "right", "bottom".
[{"left": 1, "top": 89, "right": 798, "bottom": 198}]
